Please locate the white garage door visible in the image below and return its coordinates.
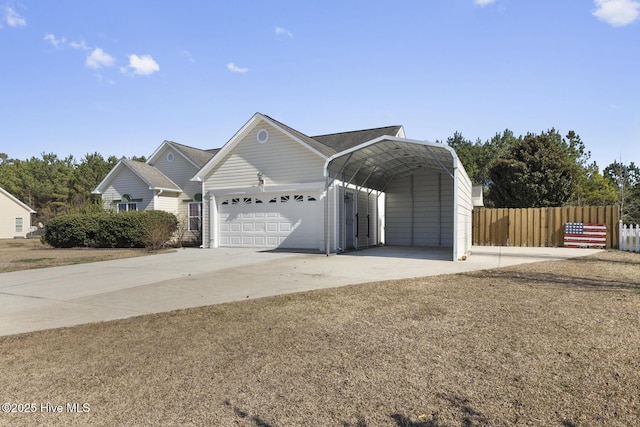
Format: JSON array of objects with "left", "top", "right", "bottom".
[{"left": 218, "top": 193, "right": 322, "bottom": 249}]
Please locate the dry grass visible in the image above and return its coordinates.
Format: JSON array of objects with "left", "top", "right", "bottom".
[
  {"left": 1, "top": 251, "right": 639, "bottom": 426},
  {"left": 0, "top": 239, "right": 165, "bottom": 273}
]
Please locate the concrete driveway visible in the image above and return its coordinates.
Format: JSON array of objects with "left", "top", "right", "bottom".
[{"left": 0, "top": 246, "right": 602, "bottom": 336}]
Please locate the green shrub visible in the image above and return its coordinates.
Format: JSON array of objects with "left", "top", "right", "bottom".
[{"left": 44, "top": 211, "right": 178, "bottom": 249}]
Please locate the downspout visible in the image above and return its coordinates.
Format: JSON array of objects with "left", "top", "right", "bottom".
[
  {"left": 354, "top": 185, "right": 359, "bottom": 250},
  {"left": 438, "top": 173, "right": 442, "bottom": 246},
  {"left": 201, "top": 180, "right": 206, "bottom": 248},
  {"left": 154, "top": 189, "right": 164, "bottom": 210},
  {"left": 325, "top": 175, "right": 331, "bottom": 256},
  {"left": 209, "top": 194, "right": 217, "bottom": 248},
  {"left": 342, "top": 178, "right": 346, "bottom": 252},
  {"left": 366, "top": 189, "right": 371, "bottom": 247},
  {"left": 410, "top": 175, "right": 414, "bottom": 246},
  {"left": 334, "top": 182, "right": 339, "bottom": 253},
  {"left": 376, "top": 190, "right": 382, "bottom": 246},
  {"left": 452, "top": 163, "right": 459, "bottom": 261}
]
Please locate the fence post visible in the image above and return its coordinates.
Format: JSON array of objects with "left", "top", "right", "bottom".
[{"left": 619, "top": 221, "right": 625, "bottom": 251}]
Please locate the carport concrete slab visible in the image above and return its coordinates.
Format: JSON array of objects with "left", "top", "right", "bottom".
[{"left": 0, "top": 246, "right": 603, "bottom": 336}]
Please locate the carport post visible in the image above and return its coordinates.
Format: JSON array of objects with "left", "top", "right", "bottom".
[
  {"left": 325, "top": 175, "right": 331, "bottom": 256},
  {"left": 324, "top": 153, "right": 354, "bottom": 255}
]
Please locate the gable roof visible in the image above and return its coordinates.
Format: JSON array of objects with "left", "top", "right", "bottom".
[
  {"left": 312, "top": 126, "right": 404, "bottom": 153},
  {"left": 193, "top": 112, "right": 404, "bottom": 180},
  {"left": 148, "top": 140, "right": 218, "bottom": 169},
  {"left": 0, "top": 186, "right": 36, "bottom": 213},
  {"left": 92, "top": 159, "right": 181, "bottom": 194},
  {"left": 260, "top": 114, "right": 337, "bottom": 158}
]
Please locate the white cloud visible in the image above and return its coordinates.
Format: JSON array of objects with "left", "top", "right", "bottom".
[
  {"left": 4, "top": 6, "right": 26, "bottom": 27},
  {"left": 227, "top": 62, "right": 248, "bottom": 73},
  {"left": 126, "top": 54, "right": 160, "bottom": 76},
  {"left": 275, "top": 26, "right": 293, "bottom": 38},
  {"left": 593, "top": 0, "right": 640, "bottom": 26},
  {"left": 44, "top": 33, "right": 66, "bottom": 48},
  {"left": 69, "top": 39, "right": 90, "bottom": 51},
  {"left": 86, "top": 48, "right": 116, "bottom": 69},
  {"left": 474, "top": 0, "right": 496, "bottom": 6}
]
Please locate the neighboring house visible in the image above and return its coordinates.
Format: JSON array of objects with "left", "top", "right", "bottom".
[
  {"left": 0, "top": 187, "right": 36, "bottom": 239},
  {"left": 94, "top": 113, "right": 474, "bottom": 260},
  {"left": 92, "top": 141, "right": 218, "bottom": 243}
]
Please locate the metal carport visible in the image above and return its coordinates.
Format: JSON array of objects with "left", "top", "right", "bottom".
[{"left": 324, "top": 136, "right": 473, "bottom": 261}]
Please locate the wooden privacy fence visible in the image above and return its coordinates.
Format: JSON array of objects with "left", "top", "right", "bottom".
[{"left": 473, "top": 206, "right": 619, "bottom": 249}]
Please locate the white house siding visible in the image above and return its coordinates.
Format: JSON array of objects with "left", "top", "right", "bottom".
[
  {"left": 455, "top": 163, "right": 473, "bottom": 260},
  {"left": 204, "top": 124, "right": 326, "bottom": 189},
  {"left": 203, "top": 123, "right": 327, "bottom": 248},
  {"left": 152, "top": 147, "right": 201, "bottom": 199},
  {"left": 103, "top": 168, "right": 154, "bottom": 211},
  {"left": 384, "top": 170, "right": 454, "bottom": 247},
  {"left": 153, "top": 146, "right": 202, "bottom": 227},
  {"left": 157, "top": 194, "right": 179, "bottom": 213},
  {"left": 0, "top": 193, "right": 32, "bottom": 238}
]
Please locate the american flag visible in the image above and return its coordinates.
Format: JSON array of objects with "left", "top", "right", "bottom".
[{"left": 563, "top": 222, "right": 607, "bottom": 248}]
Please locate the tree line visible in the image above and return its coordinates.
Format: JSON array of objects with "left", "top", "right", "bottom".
[
  {"left": 0, "top": 128, "right": 638, "bottom": 225},
  {"left": 0, "top": 152, "right": 145, "bottom": 223},
  {"left": 441, "top": 129, "right": 639, "bottom": 223}
]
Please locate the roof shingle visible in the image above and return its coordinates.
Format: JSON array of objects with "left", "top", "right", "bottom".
[
  {"left": 123, "top": 159, "right": 181, "bottom": 191},
  {"left": 165, "top": 141, "right": 218, "bottom": 168},
  {"left": 312, "top": 126, "right": 403, "bottom": 152}
]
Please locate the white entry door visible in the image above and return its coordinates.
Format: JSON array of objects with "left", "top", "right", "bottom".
[{"left": 218, "top": 192, "right": 322, "bottom": 249}]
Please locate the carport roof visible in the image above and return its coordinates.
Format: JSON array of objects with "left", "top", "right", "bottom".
[{"left": 324, "top": 136, "right": 459, "bottom": 192}]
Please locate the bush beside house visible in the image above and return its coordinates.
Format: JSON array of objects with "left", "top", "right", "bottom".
[{"left": 44, "top": 211, "right": 178, "bottom": 249}]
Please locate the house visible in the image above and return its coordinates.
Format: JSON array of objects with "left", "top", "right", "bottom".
[
  {"left": 0, "top": 187, "right": 36, "bottom": 239},
  {"left": 194, "top": 113, "right": 473, "bottom": 260},
  {"left": 95, "top": 113, "right": 473, "bottom": 260},
  {"left": 92, "top": 141, "right": 218, "bottom": 243}
]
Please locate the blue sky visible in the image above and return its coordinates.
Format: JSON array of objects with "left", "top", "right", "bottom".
[{"left": 1, "top": 0, "right": 639, "bottom": 169}]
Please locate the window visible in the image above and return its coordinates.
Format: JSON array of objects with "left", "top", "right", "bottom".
[
  {"left": 244, "top": 197, "right": 252, "bottom": 204},
  {"left": 15, "top": 217, "right": 23, "bottom": 233},
  {"left": 307, "top": 196, "right": 317, "bottom": 202},
  {"left": 280, "top": 195, "right": 289, "bottom": 203},
  {"left": 294, "top": 195, "right": 304, "bottom": 202},
  {"left": 188, "top": 202, "right": 202, "bottom": 232},
  {"left": 117, "top": 202, "right": 137, "bottom": 212}
]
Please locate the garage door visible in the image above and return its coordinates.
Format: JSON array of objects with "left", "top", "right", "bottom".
[{"left": 218, "top": 192, "right": 322, "bottom": 249}]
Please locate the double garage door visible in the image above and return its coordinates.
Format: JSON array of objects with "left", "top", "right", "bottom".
[{"left": 218, "top": 192, "right": 322, "bottom": 249}]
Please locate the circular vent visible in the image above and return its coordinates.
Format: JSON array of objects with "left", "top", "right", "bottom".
[
  {"left": 256, "top": 128, "right": 269, "bottom": 144},
  {"left": 167, "top": 152, "right": 175, "bottom": 162}
]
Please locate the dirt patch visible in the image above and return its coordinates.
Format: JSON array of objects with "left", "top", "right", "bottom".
[
  {"left": 0, "top": 239, "right": 167, "bottom": 273},
  {"left": 0, "top": 250, "right": 639, "bottom": 426}
]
